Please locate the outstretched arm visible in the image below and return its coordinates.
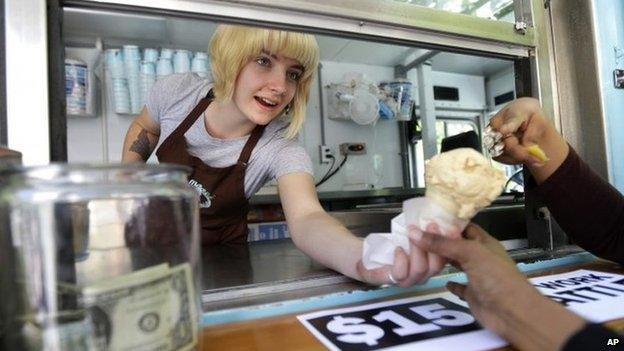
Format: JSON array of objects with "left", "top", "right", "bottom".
[
  {"left": 121, "top": 106, "right": 161, "bottom": 163},
  {"left": 277, "top": 172, "right": 443, "bottom": 286}
]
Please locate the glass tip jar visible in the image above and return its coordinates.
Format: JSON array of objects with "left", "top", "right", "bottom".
[{"left": 0, "top": 163, "right": 201, "bottom": 351}]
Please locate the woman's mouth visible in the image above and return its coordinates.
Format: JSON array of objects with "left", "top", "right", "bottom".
[{"left": 254, "top": 96, "right": 279, "bottom": 109}]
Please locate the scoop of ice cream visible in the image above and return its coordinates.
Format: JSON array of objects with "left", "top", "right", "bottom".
[{"left": 425, "top": 148, "right": 506, "bottom": 219}]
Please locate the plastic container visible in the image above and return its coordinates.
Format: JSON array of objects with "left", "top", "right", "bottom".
[
  {"left": 327, "top": 83, "right": 379, "bottom": 125},
  {"left": 65, "top": 58, "right": 88, "bottom": 115},
  {"left": 0, "top": 164, "right": 201, "bottom": 350},
  {"left": 380, "top": 80, "right": 413, "bottom": 121}
]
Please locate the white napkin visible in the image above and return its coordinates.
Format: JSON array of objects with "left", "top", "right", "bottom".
[
  {"left": 362, "top": 214, "right": 410, "bottom": 269},
  {"left": 361, "top": 197, "right": 469, "bottom": 270}
]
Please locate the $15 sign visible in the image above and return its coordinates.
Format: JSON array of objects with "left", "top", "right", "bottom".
[{"left": 300, "top": 297, "right": 481, "bottom": 351}]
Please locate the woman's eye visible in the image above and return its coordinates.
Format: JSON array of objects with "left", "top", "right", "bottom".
[
  {"left": 288, "top": 71, "right": 302, "bottom": 81},
  {"left": 256, "top": 56, "right": 270, "bottom": 66}
]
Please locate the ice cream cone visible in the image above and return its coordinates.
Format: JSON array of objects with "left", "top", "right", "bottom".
[{"left": 424, "top": 148, "right": 506, "bottom": 220}]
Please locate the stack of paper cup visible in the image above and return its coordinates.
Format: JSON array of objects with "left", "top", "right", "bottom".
[
  {"left": 139, "top": 61, "right": 156, "bottom": 109},
  {"left": 143, "top": 48, "right": 159, "bottom": 63},
  {"left": 123, "top": 45, "right": 141, "bottom": 114},
  {"left": 105, "top": 49, "right": 130, "bottom": 114},
  {"left": 191, "top": 52, "right": 210, "bottom": 79},
  {"left": 160, "top": 48, "right": 174, "bottom": 60},
  {"left": 156, "top": 58, "right": 173, "bottom": 81},
  {"left": 173, "top": 50, "right": 191, "bottom": 74}
]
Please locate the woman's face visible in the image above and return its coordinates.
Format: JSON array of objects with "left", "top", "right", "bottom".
[{"left": 232, "top": 51, "right": 304, "bottom": 125}]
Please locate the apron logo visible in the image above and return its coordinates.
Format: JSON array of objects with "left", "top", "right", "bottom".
[{"left": 189, "top": 179, "right": 213, "bottom": 208}]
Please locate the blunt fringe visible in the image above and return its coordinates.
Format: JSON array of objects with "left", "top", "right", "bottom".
[{"left": 209, "top": 24, "right": 319, "bottom": 139}]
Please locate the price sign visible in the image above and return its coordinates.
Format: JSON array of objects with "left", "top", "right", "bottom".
[{"left": 298, "top": 292, "right": 506, "bottom": 351}]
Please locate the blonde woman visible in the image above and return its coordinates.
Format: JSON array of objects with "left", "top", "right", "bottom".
[{"left": 122, "top": 24, "right": 439, "bottom": 286}]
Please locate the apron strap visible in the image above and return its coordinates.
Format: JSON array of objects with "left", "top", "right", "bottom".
[
  {"left": 237, "top": 124, "right": 266, "bottom": 164},
  {"left": 168, "top": 89, "right": 214, "bottom": 138}
]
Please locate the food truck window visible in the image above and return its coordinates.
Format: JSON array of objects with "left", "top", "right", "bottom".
[{"left": 59, "top": 4, "right": 531, "bottom": 300}]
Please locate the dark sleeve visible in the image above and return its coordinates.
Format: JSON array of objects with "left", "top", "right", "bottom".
[
  {"left": 528, "top": 146, "right": 624, "bottom": 264},
  {"left": 562, "top": 323, "right": 624, "bottom": 351}
]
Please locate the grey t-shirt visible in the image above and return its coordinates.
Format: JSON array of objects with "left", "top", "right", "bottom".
[{"left": 146, "top": 73, "right": 313, "bottom": 198}]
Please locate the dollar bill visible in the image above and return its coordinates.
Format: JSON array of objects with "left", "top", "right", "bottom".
[{"left": 81, "top": 263, "right": 198, "bottom": 351}]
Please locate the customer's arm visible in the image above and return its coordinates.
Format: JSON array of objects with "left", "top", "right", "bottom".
[
  {"left": 530, "top": 147, "right": 624, "bottom": 264},
  {"left": 410, "top": 224, "right": 588, "bottom": 351},
  {"left": 490, "top": 98, "right": 624, "bottom": 264}
]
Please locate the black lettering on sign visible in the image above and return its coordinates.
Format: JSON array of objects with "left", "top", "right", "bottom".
[
  {"left": 542, "top": 279, "right": 624, "bottom": 307},
  {"left": 543, "top": 294, "right": 588, "bottom": 307},
  {"left": 612, "top": 278, "right": 624, "bottom": 287},
  {"left": 306, "top": 298, "right": 480, "bottom": 351},
  {"left": 533, "top": 273, "right": 614, "bottom": 290},
  {"left": 556, "top": 289, "right": 599, "bottom": 301}
]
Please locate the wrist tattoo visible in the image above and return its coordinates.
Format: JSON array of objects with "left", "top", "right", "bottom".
[{"left": 129, "top": 129, "right": 152, "bottom": 161}]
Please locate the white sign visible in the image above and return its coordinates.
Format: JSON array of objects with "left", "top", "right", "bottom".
[
  {"left": 298, "top": 270, "right": 624, "bottom": 351},
  {"left": 531, "top": 269, "right": 624, "bottom": 323}
]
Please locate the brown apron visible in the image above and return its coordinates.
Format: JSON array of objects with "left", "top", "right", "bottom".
[{"left": 156, "top": 90, "right": 266, "bottom": 245}]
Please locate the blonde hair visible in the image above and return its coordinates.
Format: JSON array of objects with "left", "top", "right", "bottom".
[{"left": 209, "top": 24, "right": 319, "bottom": 139}]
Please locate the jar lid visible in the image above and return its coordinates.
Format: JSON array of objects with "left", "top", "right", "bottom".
[
  {"left": 0, "top": 163, "right": 191, "bottom": 185},
  {"left": 65, "top": 58, "right": 87, "bottom": 67}
]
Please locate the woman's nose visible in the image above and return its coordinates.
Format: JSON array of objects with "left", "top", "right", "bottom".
[{"left": 268, "top": 71, "right": 287, "bottom": 96}]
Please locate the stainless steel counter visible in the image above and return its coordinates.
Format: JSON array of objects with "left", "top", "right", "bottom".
[{"left": 200, "top": 239, "right": 366, "bottom": 311}]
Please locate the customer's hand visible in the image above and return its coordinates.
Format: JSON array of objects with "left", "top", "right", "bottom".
[
  {"left": 489, "top": 97, "right": 569, "bottom": 183},
  {"left": 357, "top": 226, "right": 460, "bottom": 287},
  {"left": 410, "top": 223, "right": 585, "bottom": 351}
]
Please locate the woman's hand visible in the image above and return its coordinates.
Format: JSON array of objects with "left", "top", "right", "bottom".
[
  {"left": 489, "top": 97, "right": 569, "bottom": 183},
  {"left": 356, "top": 224, "right": 458, "bottom": 287},
  {"left": 410, "top": 223, "right": 585, "bottom": 351},
  {"left": 356, "top": 245, "right": 445, "bottom": 287}
]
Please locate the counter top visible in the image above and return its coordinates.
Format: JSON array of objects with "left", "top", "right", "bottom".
[{"left": 200, "top": 259, "right": 624, "bottom": 350}]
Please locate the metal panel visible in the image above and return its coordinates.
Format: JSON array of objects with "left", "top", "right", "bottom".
[
  {"left": 48, "top": 0, "right": 68, "bottom": 162},
  {"left": 529, "top": 0, "right": 557, "bottom": 132},
  {"left": 218, "top": 0, "right": 535, "bottom": 47},
  {"left": 0, "top": 1, "right": 6, "bottom": 146},
  {"left": 5, "top": 0, "right": 50, "bottom": 165},
  {"left": 64, "top": 0, "right": 533, "bottom": 58},
  {"left": 417, "top": 62, "right": 437, "bottom": 160},
  {"left": 547, "top": 0, "right": 608, "bottom": 180}
]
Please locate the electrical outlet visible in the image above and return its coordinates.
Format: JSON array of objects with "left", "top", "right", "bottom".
[
  {"left": 340, "top": 142, "right": 366, "bottom": 155},
  {"left": 319, "top": 145, "right": 333, "bottom": 163}
]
